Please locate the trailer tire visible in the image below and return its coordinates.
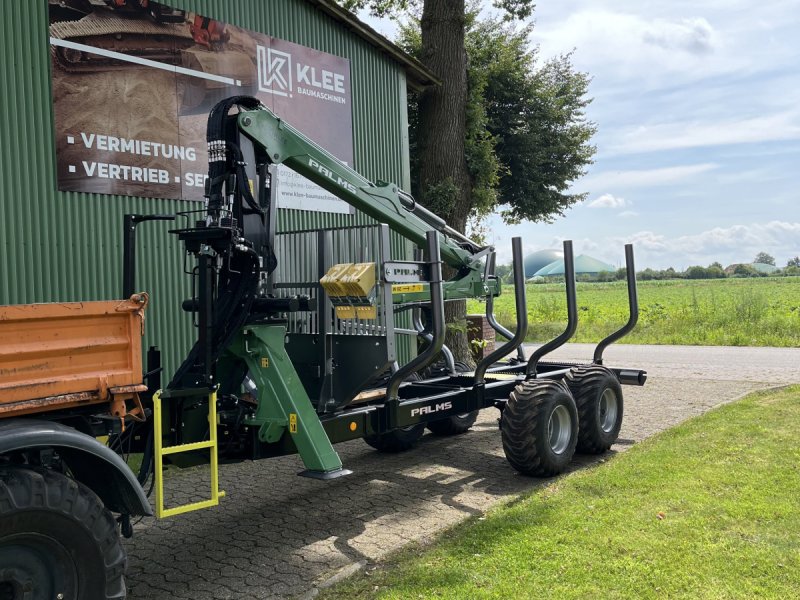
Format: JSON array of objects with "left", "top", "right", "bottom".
[
  {"left": 427, "top": 411, "right": 479, "bottom": 436},
  {"left": 424, "top": 361, "right": 479, "bottom": 435},
  {"left": 364, "top": 424, "right": 426, "bottom": 453},
  {"left": 566, "top": 365, "right": 623, "bottom": 454},
  {"left": 500, "top": 379, "right": 578, "bottom": 476},
  {"left": 0, "top": 467, "right": 127, "bottom": 600}
]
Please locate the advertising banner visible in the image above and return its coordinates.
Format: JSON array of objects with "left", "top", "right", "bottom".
[{"left": 48, "top": 0, "right": 354, "bottom": 212}]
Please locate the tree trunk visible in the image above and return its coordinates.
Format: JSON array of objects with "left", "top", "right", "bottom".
[{"left": 418, "top": 0, "right": 474, "bottom": 366}]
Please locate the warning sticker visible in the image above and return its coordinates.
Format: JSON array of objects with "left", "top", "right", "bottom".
[
  {"left": 392, "top": 283, "right": 425, "bottom": 294},
  {"left": 289, "top": 413, "right": 298, "bottom": 434}
]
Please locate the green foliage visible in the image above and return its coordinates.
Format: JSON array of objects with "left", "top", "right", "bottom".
[
  {"left": 338, "top": 0, "right": 412, "bottom": 18},
  {"left": 419, "top": 177, "right": 459, "bottom": 218},
  {"left": 494, "top": 51, "right": 596, "bottom": 223},
  {"left": 396, "top": 9, "right": 596, "bottom": 224},
  {"left": 732, "top": 263, "right": 761, "bottom": 277},
  {"left": 338, "top": 0, "right": 535, "bottom": 21},
  {"left": 491, "top": 0, "right": 536, "bottom": 20},
  {"left": 322, "top": 387, "right": 800, "bottom": 599},
  {"left": 493, "top": 263, "right": 513, "bottom": 283},
  {"left": 754, "top": 251, "right": 776, "bottom": 266},
  {"left": 469, "top": 277, "right": 800, "bottom": 347},
  {"left": 787, "top": 256, "right": 800, "bottom": 268},
  {"left": 686, "top": 264, "right": 725, "bottom": 279}
]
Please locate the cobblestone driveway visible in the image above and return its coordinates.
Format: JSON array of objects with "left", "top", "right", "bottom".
[{"left": 125, "top": 344, "right": 798, "bottom": 599}]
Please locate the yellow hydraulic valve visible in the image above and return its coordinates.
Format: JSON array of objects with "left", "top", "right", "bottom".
[
  {"left": 320, "top": 262, "right": 377, "bottom": 320},
  {"left": 320, "top": 263, "right": 352, "bottom": 297},
  {"left": 340, "top": 262, "right": 376, "bottom": 296}
]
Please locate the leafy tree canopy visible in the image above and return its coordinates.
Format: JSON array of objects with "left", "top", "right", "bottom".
[
  {"left": 339, "top": 0, "right": 534, "bottom": 20},
  {"left": 787, "top": 256, "right": 800, "bottom": 268},
  {"left": 753, "top": 252, "right": 776, "bottom": 265},
  {"left": 396, "top": 9, "right": 596, "bottom": 224}
]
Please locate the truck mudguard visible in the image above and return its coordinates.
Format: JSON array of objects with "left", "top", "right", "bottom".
[{"left": 0, "top": 419, "right": 152, "bottom": 516}]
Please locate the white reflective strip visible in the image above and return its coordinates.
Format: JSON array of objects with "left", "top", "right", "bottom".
[{"left": 50, "top": 37, "right": 241, "bottom": 87}]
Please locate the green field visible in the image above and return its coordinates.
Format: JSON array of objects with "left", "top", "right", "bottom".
[
  {"left": 323, "top": 386, "right": 800, "bottom": 599},
  {"left": 467, "top": 277, "right": 800, "bottom": 347}
]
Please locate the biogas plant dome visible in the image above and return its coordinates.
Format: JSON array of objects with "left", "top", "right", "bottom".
[{"left": 523, "top": 249, "right": 564, "bottom": 278}]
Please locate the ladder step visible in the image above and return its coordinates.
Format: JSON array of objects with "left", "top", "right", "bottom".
[
  {"left": 158, "top": 492, "right": 226, "bottom": 518},
  {"left": 153, "top": 389, "right": 223, "bottom": 519},
  {"left": 161, "top": 440, "right": 215, "bottom": 456}
]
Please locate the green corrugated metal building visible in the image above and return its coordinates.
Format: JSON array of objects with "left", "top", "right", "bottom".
[{"left": 0, "top": 0, "right": 435, "bottom": 373}]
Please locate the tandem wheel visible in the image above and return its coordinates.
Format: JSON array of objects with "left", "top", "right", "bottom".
[
  {"left": 500, "top": 379, "right": 578, "bottom": 476},
  {"left": 565, "top": 365, "right": 624, "bottom": 454}
]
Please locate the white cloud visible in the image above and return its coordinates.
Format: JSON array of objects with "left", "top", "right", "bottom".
[
  {"left": 614, "top": 221, "right": 800, "bottom": 268},
  {"left": 550, "top": 237, "right": 601, "bottom": 255},
  {"left": 588, "top": 193, "right": 627, "bottom": 209},
  {"left": 609, "top": 110, "right": 800, "bottom": 155},
  {"left": 677, "top": 221, "right": 800, "bottom": 253},
  {"left": 581, "top": 163, "right": 717, "bottom": 191},
  {"left": 619, "top": 211, "right": 639, "bottom": 218},
  {"left": 641, "top": 17, "right": 717, "bottom": 55},
  {"left": 533, "top": 9, "right": 731, "bottom": 88}
]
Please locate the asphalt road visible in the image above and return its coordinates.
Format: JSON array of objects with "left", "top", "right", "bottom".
[{"left": 124, "top": 344, "right": 799, "bottom": 599}]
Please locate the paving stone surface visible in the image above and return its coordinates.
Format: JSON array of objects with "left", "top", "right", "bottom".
[{"left": 125, "top": 344, "right": 799, "bottom": 599}]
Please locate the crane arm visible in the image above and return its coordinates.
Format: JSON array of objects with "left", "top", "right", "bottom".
[{"left": 235, "top": 103, "right": 481, "bottom": 271}]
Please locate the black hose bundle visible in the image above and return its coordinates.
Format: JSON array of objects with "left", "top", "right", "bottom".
[{"left": 168, "top": 96, "right": 269, "bottom": 389}]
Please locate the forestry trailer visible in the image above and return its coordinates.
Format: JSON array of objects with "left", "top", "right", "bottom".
[{"left": 0, "top": 96, "right": 646, "bottom": 599}]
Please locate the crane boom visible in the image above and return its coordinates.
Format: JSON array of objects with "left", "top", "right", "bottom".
[{"left": 236, "top": 103, "right": 481, "bottom": 271}]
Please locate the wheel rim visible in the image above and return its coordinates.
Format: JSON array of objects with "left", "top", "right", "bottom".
[
  {"left": 599, "top": 388, "right": 619, "bottom": 433},
  {"left": 0, "top": 534, "right": 78, "bottom": 600},
  {"left": 547, "top": 404, "right": 572, "bottom": 454}
]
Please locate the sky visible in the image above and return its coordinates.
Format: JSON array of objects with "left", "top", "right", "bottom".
[{"left": 360, "top": 1, "right": 800, "bottom": 270}]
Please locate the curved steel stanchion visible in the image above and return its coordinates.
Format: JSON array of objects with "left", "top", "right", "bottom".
[
  {"left": 386, "top": 231, "right": 445, "bottom": 402},
  {"left": 412, "top": 309, "right": 456, "bottom": 375},
  {"left": 526, "top": 240, "right": 578, "bottom": 377},
  {"left": 474, "top": 237, "right": 528, "bottom": 384},
  {"left": 593, "top": 244, "right": 639, "bottom": 364},
  {"left": 485, "top": 253, "right": 526, "bottom": 363}
]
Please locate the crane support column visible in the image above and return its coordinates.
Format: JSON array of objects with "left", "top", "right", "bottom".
[{"left": 224, "top": 325, "right": 349, "bottom": 479}]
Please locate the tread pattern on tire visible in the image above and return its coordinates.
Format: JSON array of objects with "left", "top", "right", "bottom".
[
  {"left": 500, "top": 379, "right": 578, "bottom": 477},
  {"left": 0, "top": 467, "right": 127, "bottom": 599},
  {"left": 566, "top": 365, "right": 624, "bottom": 454}
]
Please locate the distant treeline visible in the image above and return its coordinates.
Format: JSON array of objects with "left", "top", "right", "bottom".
[
  {"left": 495, "top": 262, "right": 800, "bottom": 283},
  {"left": 631, "top": 263, "right": 800, "bottom": 281},
  {"left": 617, "top": 263, "right": 800, "bottom": 282}
]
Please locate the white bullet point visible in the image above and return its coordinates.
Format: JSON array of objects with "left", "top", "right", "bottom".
[
  {"left": 174, "top": 176, "right": 181, "bottom": 183},
  {"left": 67, "top": 135, "right": 75, "bottom": 144},
  {"left": 68, "top": 165, "right": 76, "bottom": 173}
]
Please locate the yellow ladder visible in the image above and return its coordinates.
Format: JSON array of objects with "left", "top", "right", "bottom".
[{"left": 153, "top": 389, "right": 225, "bottom": 518}]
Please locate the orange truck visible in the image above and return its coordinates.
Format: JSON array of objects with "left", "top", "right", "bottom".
[{"left": 0, "top": 294, "right": 153, "bottom": 599}]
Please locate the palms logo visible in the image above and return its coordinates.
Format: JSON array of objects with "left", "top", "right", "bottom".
[{"left": 256, "top": 46, "right": 292, "bottom": 97}]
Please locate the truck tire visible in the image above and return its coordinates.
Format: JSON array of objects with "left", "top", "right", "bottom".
[
  {"left": 500, "top": 379, "right": 578, "bottom": 476},
  {"left": 427, "top": 411, "right": 479, "bottom": 436},
  {"left": 566, "top": 365, "right": 624, "bottom": 454},
  {"left": 0, "top": 467, "right": 127, "bottom": 600},
  {"left": 364, "top": 423, "right": 426, "bottom": 453}
]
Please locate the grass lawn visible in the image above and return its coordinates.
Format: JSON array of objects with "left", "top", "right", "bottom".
[
  {"left": 467, "top": 277, "right": 800, "bottom": 347},
  {"left": 322, "top": 386, "right": 800, "bottom": 599}
]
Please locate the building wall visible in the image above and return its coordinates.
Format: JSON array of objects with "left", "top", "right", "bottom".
[{"left": 0, "top": 0, "right": 413, "bottom": 373}]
